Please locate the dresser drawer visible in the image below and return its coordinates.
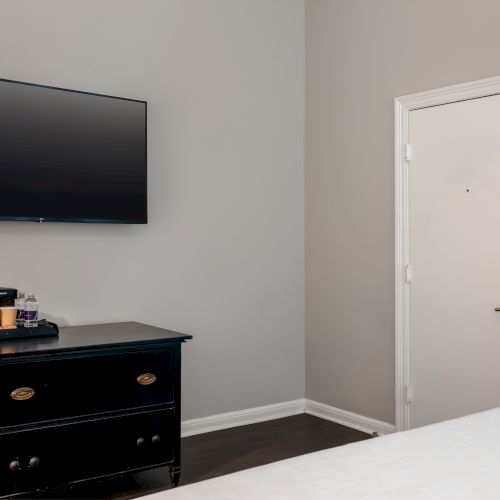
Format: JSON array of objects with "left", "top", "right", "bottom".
[
  {"left": 0, "top": 348, "right": 176, "bottom": 427},
  {"left": 0, "top": 408, "right": 175, "bottom": 495}
]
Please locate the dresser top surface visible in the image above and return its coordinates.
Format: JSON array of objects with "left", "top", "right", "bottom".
[{"left": 0, "top": 322, "right": 192, "bottom": 359}]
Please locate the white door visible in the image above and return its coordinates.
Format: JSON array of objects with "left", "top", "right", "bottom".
[{"left": 409, "top": 93, "right": 500, "bottom": 429}]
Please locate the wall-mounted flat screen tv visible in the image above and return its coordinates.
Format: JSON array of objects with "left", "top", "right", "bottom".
[{"left": 0, "top": 79, "right": 147, "bottom": 223}]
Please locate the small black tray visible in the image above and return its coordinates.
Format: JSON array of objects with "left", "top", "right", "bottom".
[{"left": 0, "top": 320, "right": 59, "bottom": 341}]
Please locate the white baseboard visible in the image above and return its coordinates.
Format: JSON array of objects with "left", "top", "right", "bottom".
[
  {"left": 181, "top": 398, "right": 395, "bottom": 438},
  {"left": 305, "top": 399, "right": 395, "bottom": 435},
  {"left": 181, "top": 399, "right": 305, "bottom": 438}
]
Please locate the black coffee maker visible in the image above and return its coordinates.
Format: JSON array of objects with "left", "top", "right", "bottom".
[{"left": 0, "top": 288, "right": 17, "bottom": 307}]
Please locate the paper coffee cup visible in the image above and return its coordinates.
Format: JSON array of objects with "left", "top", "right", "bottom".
[{"left": 0, "top": 307, "right": 17, "bottom": 328}]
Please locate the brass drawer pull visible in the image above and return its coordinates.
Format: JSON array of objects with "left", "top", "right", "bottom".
[
  {"left": 10, "top": 387, "right": 35, "bottom": 401},
  {"left": 137, "top": 373, "right": 157, "bottom": 386}
]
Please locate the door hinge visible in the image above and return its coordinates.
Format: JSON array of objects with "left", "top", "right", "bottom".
[
  {"left": 404, "top": 264, "right": 412, "bottom": 283},
  {"left": 405, "top": 384, "right": 413, "bottom": 404},
  {"left": 405, "top": 144, "right": 412, "bottom": 162}
]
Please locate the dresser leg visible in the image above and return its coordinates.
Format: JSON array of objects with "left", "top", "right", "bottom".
[{"left": 169, "top": 465, "right": 181, "bottom": 487}]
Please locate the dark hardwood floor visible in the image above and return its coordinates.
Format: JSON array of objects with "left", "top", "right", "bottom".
[{"left": 41, "top": 414, "right": 370, "bottom": 499}]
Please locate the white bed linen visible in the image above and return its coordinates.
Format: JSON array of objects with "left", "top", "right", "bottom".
[{"left": 144, "top": 408, "right": 500, "bottom": 499}]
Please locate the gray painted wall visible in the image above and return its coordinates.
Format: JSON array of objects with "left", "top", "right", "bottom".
[
  {"left": 0, "top": 0, "right": 305, "bottom": 420},
  {"left": 305, "top": 0, "right": 500, "bottom": 424}
]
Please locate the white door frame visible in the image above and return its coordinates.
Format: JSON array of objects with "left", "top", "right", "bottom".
[{"left": 394, "top": 75, "right": 500, "bottom": 431}]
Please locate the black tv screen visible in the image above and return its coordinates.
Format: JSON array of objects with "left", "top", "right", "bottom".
[{"left": 0, "top": 79, "right": 147, "bottom": 223}]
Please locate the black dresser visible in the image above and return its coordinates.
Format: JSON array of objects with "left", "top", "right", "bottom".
[{"left": 0, "top": 321, "right": 192, "bottom": 498}]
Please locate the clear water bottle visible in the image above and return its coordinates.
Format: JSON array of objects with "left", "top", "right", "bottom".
[
  {"left": 24, "top": 292, "right": 38, "bottom": 328},
  {"left": 15, "top": 291, "right": 25, "bottom": 327}
]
